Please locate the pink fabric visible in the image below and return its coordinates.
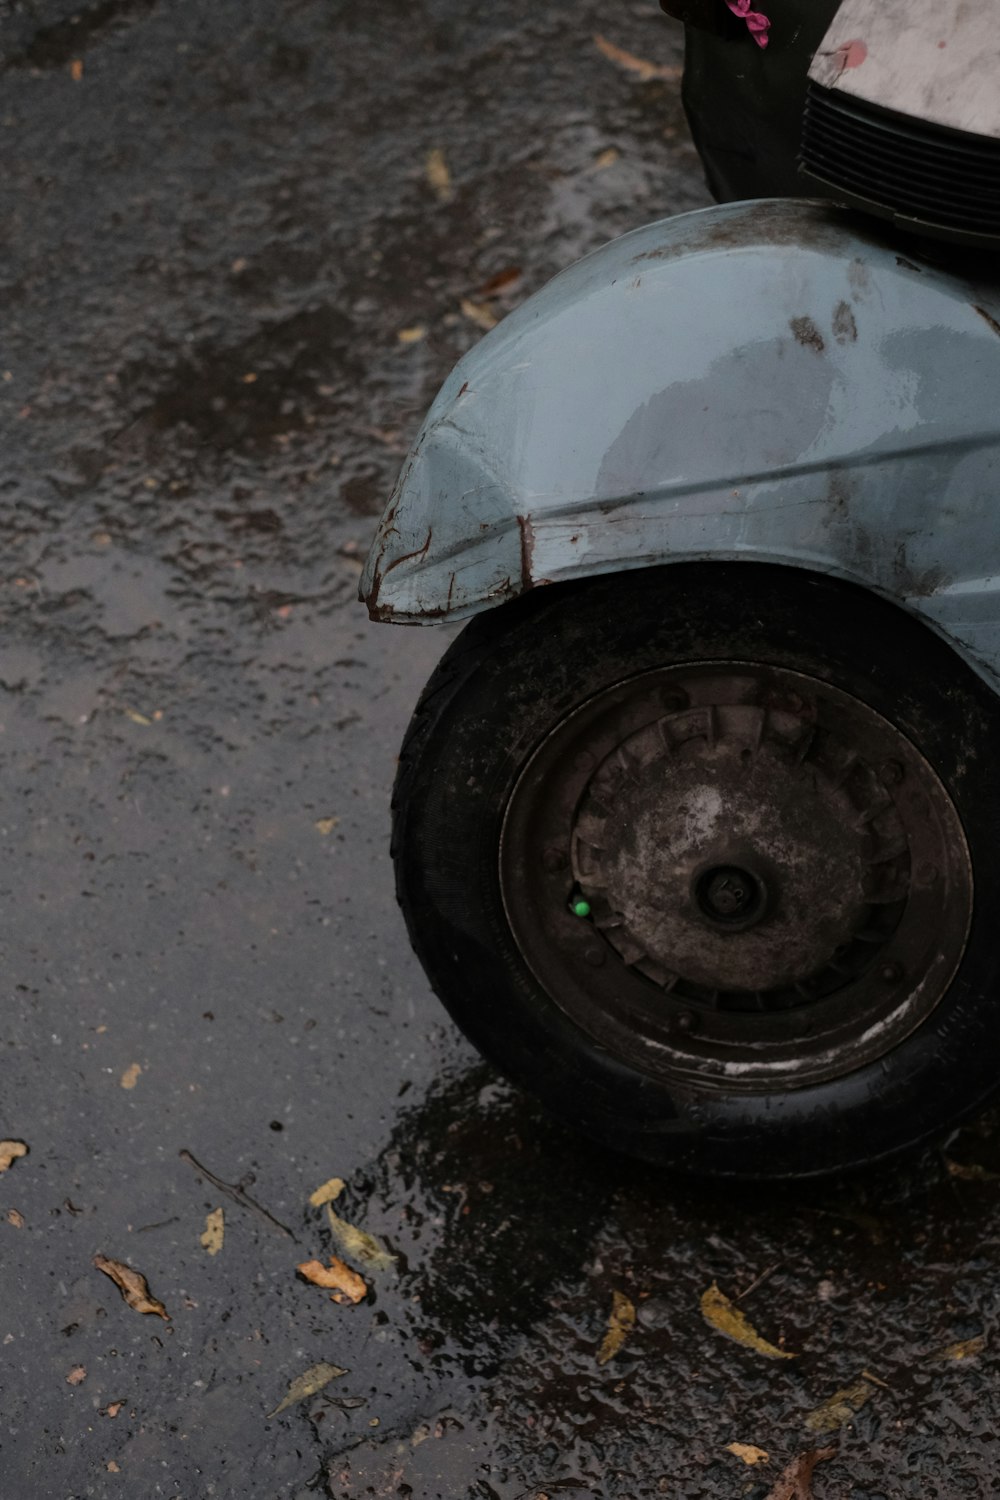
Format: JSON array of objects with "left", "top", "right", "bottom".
[{"left": 724, "top": 0, "right": 771, "bottom": 48}]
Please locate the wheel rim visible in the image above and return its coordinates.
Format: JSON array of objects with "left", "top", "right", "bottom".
[{"left": 499, "top": 663, "right": 973, "bottom": 1091}]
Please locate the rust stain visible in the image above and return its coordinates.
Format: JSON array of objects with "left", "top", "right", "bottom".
[
  {"left": 973, "top": 305, "right": 1000, "bottom": 339},
  {"left": 832, "top": 301, "right": 857, "bottom": 345},
  {"left": 631, "top": 204, "right": 850, "bottom": 264},
  {"left": 365, "top": 522, "right": 432, "bottom": 619},
  {"left": 457, "top": 381, "right": 469, "bottom": 398},
  {"left": 365, "top": 552, "right": 385, "bottom": 618},
  {"left": 790, "top": 316, "right": 825, "bottom": 353},
  {"left": 487, "top": 574, "right": 516, "bottom": 601},
  {"left": 516, "top": 513, "right": 536, "bottom": 588},
  {"left": 383, "top": 526, "right": 433, "bottom": 578},
  {"left": 446, "top": 571, "right": 456, "bottom": 611}
]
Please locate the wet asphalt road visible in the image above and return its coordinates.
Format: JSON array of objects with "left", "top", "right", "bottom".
[{"left": 3, "top": 2, "right": 1000, "bottom": 1497}]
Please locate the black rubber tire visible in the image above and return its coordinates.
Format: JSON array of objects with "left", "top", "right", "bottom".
[{"left": 392, "top": 563, "right": 1000, "bottom": 1179}]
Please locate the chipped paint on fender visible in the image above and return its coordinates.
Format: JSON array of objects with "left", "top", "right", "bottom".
[{"left": 361, "top": 199, "right": 1000, "bottom": 687}]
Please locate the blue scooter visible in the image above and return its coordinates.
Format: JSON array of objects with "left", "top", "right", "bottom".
[{"left": 362, "top": 0, "right": 1000, "bottom": 1178}]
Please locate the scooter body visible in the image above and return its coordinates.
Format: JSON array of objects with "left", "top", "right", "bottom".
[
  {"left": 363, "top": 0, "right": 1000, "bottom": 1178},
  {"left": 362, "top": 198, "right": 1000, "bottom": 692}
]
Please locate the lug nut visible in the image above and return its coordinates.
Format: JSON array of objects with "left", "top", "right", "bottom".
[
  {"left": 880, "top": 962, "right": 903, "bottom": 983},
  {"left": 880, "top": 760, "right": 905, "bottom": 787},
  {"left": 543, "top": 848, "right": 567, "bottom": 873}
]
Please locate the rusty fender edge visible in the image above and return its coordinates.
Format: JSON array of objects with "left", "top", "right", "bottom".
[{"left": 360, "top": 199, "right": 1000, "bottom": 689}]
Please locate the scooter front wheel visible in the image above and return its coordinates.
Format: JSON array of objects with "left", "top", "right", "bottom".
[{"left": 392, "top": 564, "right": 1000, "bottom": 1178}]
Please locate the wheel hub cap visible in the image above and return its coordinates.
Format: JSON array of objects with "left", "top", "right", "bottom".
[{"left": 500, "top": 664, "right": 972, "bottom": 1091}]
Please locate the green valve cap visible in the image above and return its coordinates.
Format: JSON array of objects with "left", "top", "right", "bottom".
[{"left": 572, "top": 900, "right": 591, "bottom": 918}]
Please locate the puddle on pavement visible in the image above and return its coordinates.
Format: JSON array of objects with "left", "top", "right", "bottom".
[{"left": 309, "top": 1072, "right": 1000, "bottom": 1499}]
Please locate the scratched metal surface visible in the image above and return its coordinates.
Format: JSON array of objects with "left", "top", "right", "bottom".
[{"left": 4, "top": 1, "right": 1000, "bottom": 1497}]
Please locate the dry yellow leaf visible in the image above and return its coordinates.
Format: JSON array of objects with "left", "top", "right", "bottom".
[
  {"left": 66, "top": 1365, "right": 87, "bottom": 1385},
  {"left": 94, "top": 1254, "right": 170, "bottom": 1320},
  {"left": 727, "top": 1443, "right": 769, "bottom": 1466},
  {"left": 0, "top": 1141, "right": 27, "bottom": 1173},
  {"left": 297, "top": 1255, "right": 368, "bottom": 1305},
  {"left": 944, "top": 1158, "right": 999, "bottom": 1182},
  {"left": 70, "top": 59, "right": 84, "bottom": 81},
  {"left": 120, "top": 1063, "right": 141, "bottom": 1090},
  {"left": 397, "top": 326, "right": 427, "bottom": 345},
  {"left": 593, "top": 147, "right": 620, "bottom": 170},
  {"left": 425, "top": 148, "right": 452, "bottom": 202},
  {"left": 200, "top": 1207, "right": 224, "bottom": 1255},
  {"left": 701, "top": 1283, "right": 796, "bottom": 1359},
  {"left": 460, "top": 298, "right": 498, "bottom": 332},
  {"left": 7, "top": 1208, "right": 24, "bottom": 1228},
  {"left": 928, "top": 1335, "right": 986, "bottom": 1361},
  {"left": 267, "top": 1360, "right": 347, "bottom": 1418},
  {"left": 125, "top": 710, "right": 151, "bottom": 726},
  {"left": 314, "top": 818, "right": 340, "bottom": 836},
  {"left": 309, "top": 1177, "right": 345, "bottom": 1209},
  {"left": 804, "top": 1376, "right": 877, "bottom": 1433},
  {"left": 107, "top": 1461, "right": 120, "bottom": 1473},
  {"left": 597, "top": 1289, "right": 636, "bottom": 1365},
  {"left": 593, "top": 33, "right": 682, "bottom": 83},
  {"left": 104, "top": 1401, "right": 125, "bottom": 1418},
  {"left": 326, "top": 1202, "right": 396, "bottom": 1272}
]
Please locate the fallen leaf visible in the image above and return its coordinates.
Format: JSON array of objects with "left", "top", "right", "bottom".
[
  {"left": 460, "top": 298, "right": 498, "bottom": 332},
  {"left": 763, "top": 1447, "right": 836, "bottom": 1500},
  {"left": 927, "top": 1335, "right": 986, "bottom": 1361},
  {"left": 120, "top": 1063, "right": 141, "bottom": 1090},
  {"left": 267, "top": 1360, "right": 347, "bottom": 1418},
  {"left": 93, "top": 1255, "right": 170, "bottom": 1321},
  {"left": 397, "top": 326, "right": 427, "bottom": 345},
  {"left": 944, "top": 1158, "right": 1000, "bottom": 1182},
  {"left": 297, "top": 1255, "right": 368, "bottom": 1305},
  {"left": 7, "top": 1209, "right": 24, "bottom": 1228},
  {"left": 70, "top": 58, "right": 84, "bottom": 80},
  {"left": 425, "top": 148, "right": 452, "bottom": 202},
  {"left": 804, "top": 1376, "right": 877, "bottom": 1433},
  {"left": 593, "top": 33, "right": 682, "bottom": 83},
  {"left": 701, "top": 1282, "right": 796, "bottom": 1359},
  {"left": 125, "top": 710, "right": 151, "bottom": 726},
  {"left": 200, "top": 1207, "right": 224, "bottom": 1256},
  {"left": 309, "top": 1177, "right": 346, "bottom": 1208},
  {"left": 727, "top": 1443, "right": 770, "bottom": 1466},
  {"left": 315, "top": 818, "right": 340, "bottom": 836},
  {"left": 103, "top": 1401, "right": 125, "bottom": 1418},
  {"left": 0, "top": 1140, "right": 28, "bottom": 1173},
  {"left": 593, "top": 147, "right": 621, "bottom": 170},
  {"left": 66, "top": 1366, "right": 87, "bottom": 1386},
  {"left": 597, "top": 1289, "right": 636, "bottom": 1365},
  {"left": 326, "top": 1202, "right": 396, "bottom": 1272},
  {"left": 475, "top": 266, "right": 522, "bottom": 298}
]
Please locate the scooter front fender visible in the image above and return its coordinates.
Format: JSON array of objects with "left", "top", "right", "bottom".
[{"left": 361, "top": 200, "right": 1000, "bottom": 684}]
